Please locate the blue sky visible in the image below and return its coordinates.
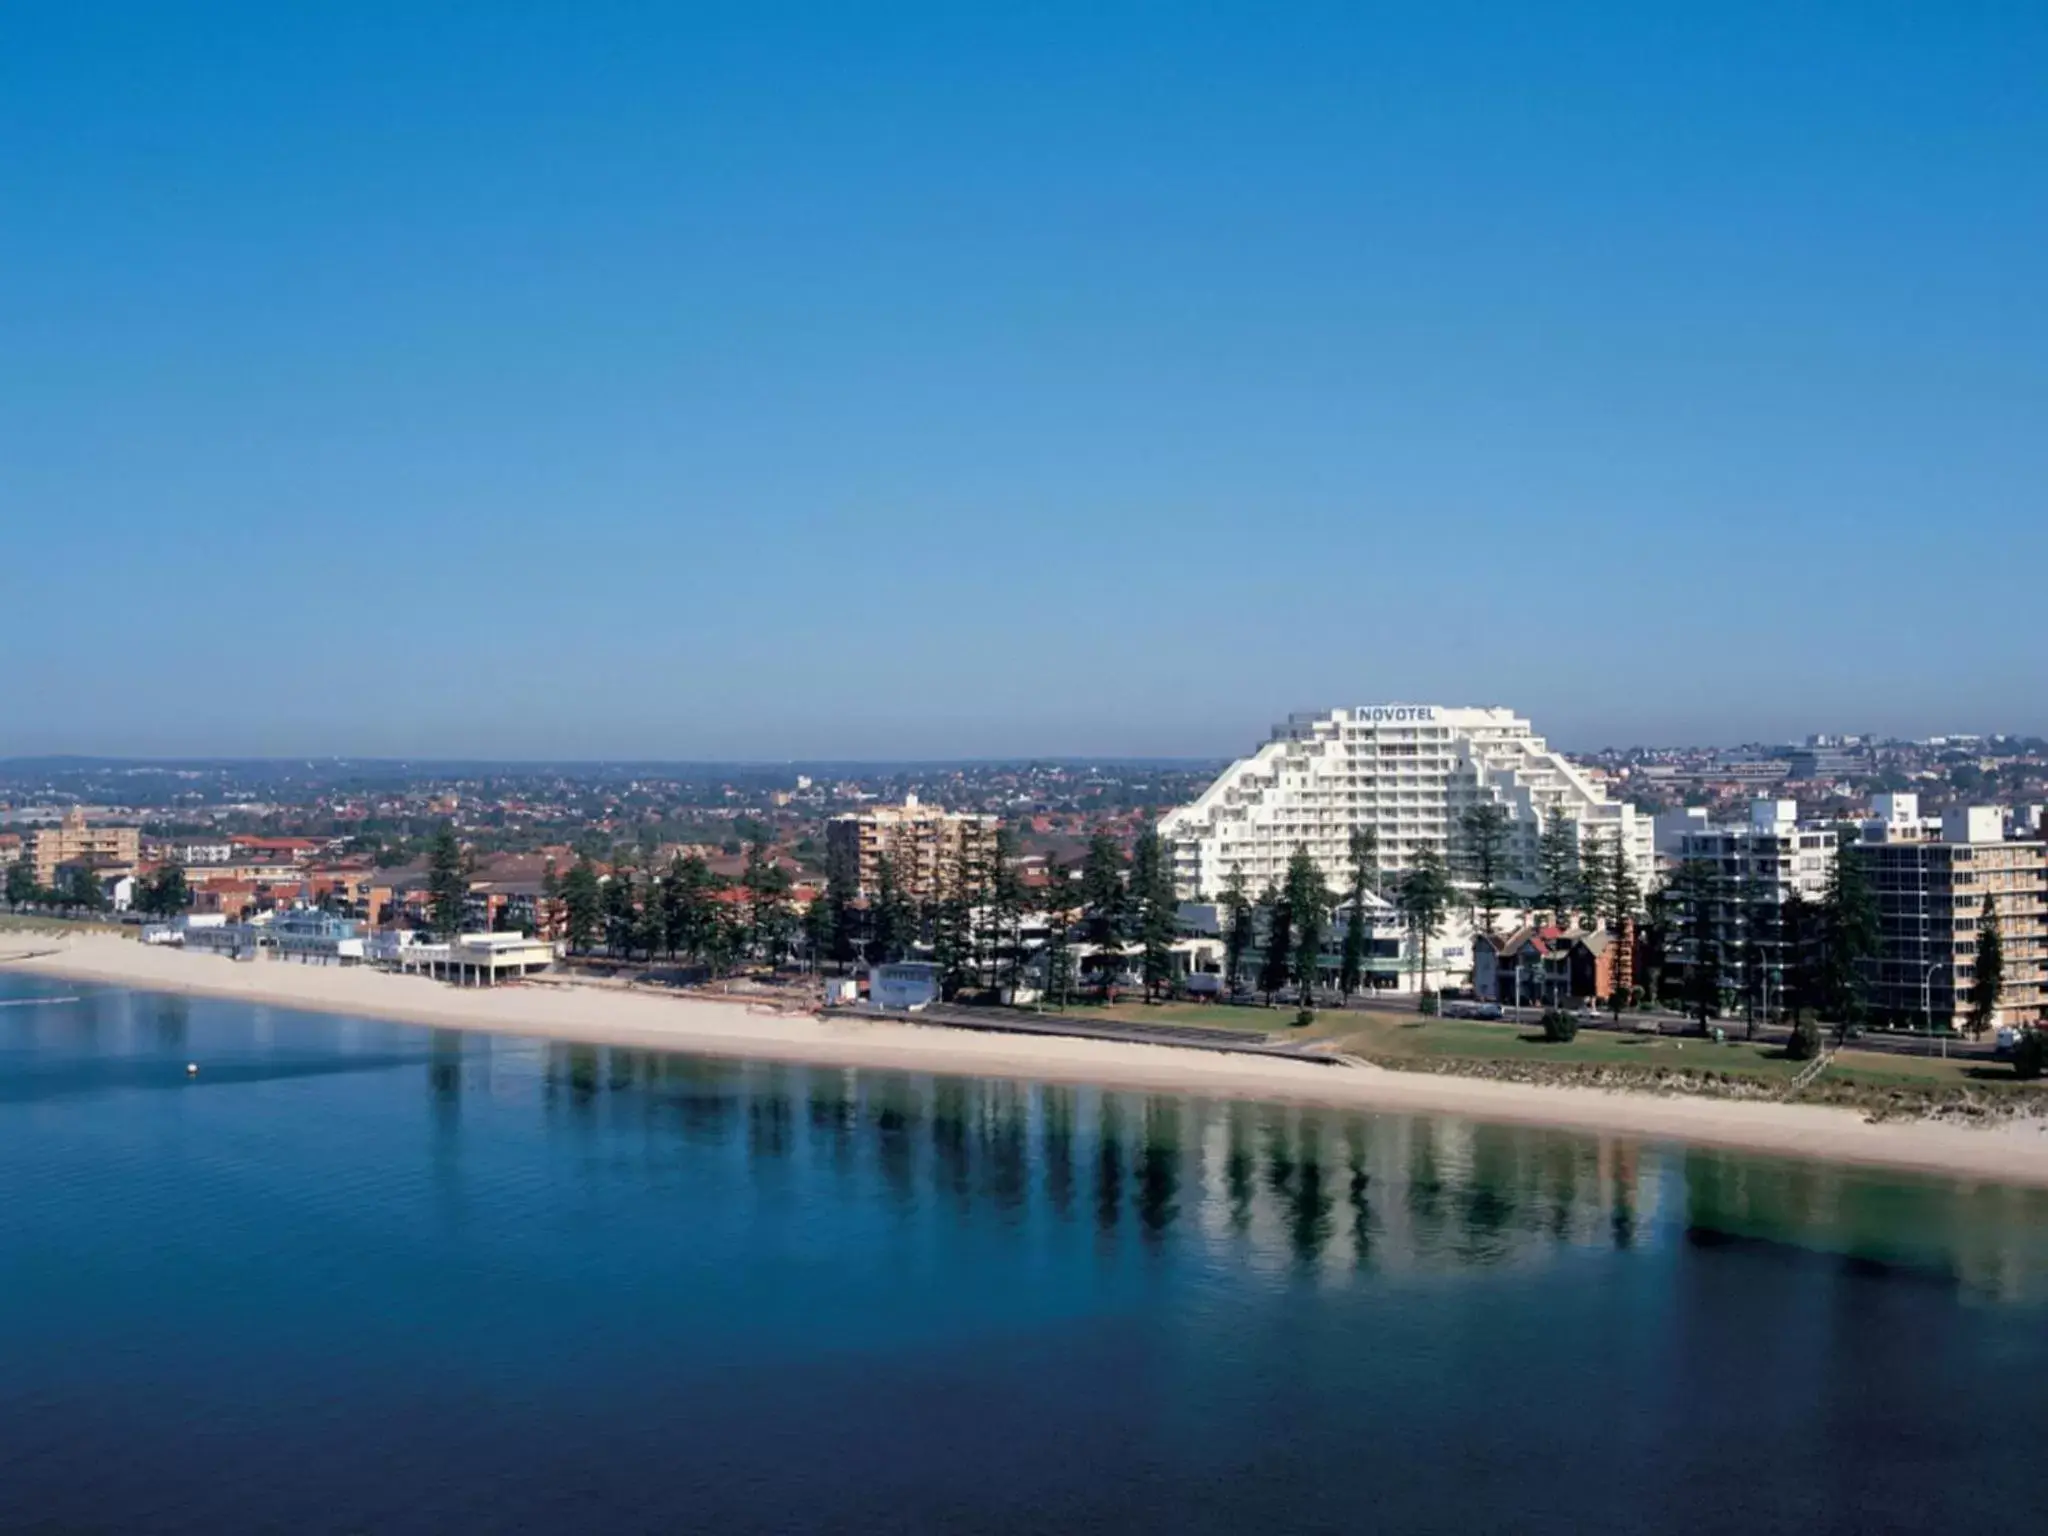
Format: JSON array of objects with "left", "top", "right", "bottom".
[{"left": 4, "top": 2, "right": 2043, "bottom": 759}]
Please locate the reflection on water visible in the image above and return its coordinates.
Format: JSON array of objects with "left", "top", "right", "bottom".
[
  {"left": 8, "top": 980, "right": 2048, "bottom": 1535},
  {"left": 528, "top": 1041, "right": 2048, "bottom": 1300}
]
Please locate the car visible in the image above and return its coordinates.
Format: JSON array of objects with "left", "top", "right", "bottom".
[{"left": 1443, "top": 1001, "right": 1505, "bottom": 1021}]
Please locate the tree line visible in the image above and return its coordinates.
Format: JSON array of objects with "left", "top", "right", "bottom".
[{"left": 3, "top": 857, "right": 193, "bottom": 918}]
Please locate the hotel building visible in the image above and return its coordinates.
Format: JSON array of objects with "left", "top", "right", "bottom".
[{"left": 1160, "top": 704, "right": 1652, "bottom": 902}]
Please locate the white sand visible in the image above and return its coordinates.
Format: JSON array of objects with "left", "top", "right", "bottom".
[{"left": 10, "top": 933, "right": 2048, "bottom": 1187}]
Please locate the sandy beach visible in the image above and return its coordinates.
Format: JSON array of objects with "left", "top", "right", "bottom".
[{"left": 8, "top": 932, "right": 2048, "bottom": 1187}]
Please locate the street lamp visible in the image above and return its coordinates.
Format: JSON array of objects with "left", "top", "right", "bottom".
[{"left": 1922, "top": 960, "right": 1949, "bottom": 1059}]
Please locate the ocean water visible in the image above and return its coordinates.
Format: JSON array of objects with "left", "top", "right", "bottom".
[{"left": 4, "top": 972, "right": 2047, "bottom": 1534}]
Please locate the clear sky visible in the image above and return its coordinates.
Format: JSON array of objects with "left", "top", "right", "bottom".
[{"left": 4, "top": 2, "right": 2043, "bottom": 760}]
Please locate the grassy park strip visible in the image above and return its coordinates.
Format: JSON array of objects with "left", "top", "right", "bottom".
[{"left": 1056, "top": 1000, "right": 2048, "bottom": 1121}]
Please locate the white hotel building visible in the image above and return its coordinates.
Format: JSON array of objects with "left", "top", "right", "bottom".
[{"left": 1160, "top": 704, "right": 1653, "bottom": 902}]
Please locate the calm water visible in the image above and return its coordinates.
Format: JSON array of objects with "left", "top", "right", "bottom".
[{"left": 4, "top": 974, "right": 2048, "bottom": 1534}]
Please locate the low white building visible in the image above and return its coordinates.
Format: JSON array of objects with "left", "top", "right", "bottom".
[
  {"left": 180, "top": 909, "right": 364, "bottom": 965},
  {"left": 375, "top": 930, "right": 556, "bottom": 985},
  {"left": 870, "top": 961, "right": 941, "bottom": 1011},
  {"left": 1182, "top": 894, "right": 1476, "bottom": 997}
]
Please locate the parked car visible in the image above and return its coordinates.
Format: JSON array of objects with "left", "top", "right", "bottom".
[{"left": 1443, "top": 1001, "right": 1505, "bottom": 1021}]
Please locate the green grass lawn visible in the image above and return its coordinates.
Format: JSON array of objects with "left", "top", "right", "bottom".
[
  {"left": 1025, "top": 996, "right": 2041, "bottom": 1094},
  {"left": 1085, "top": 1000, "right": 1285, "bottom": 1032},
  {"left": 1323, "top": 1014, "right": 2034, "bottom": 1091}
]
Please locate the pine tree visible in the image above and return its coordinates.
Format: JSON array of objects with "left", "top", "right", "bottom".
[
  {"left": 988, "top": 826, "right": 1026, "bottom": 990},
  {"left": 562, "top": 857, "right": 603, "bottom": 954},
  {"left": 1395, "top": 845, "right": 1452, "bottom": 994},
  {"left": 1039, "top": 857, "right": 1077, "bottom": 1008},
  {"left": 64, "top": 863, "right": 106, "bottom": 913},
  {"left": 426, "top": 822, "right": 467, "bottom": 940},
  {"left": 931, "top": 883, "right": 972, "bottom": 999},
  {"left": 1968, "top": 892, "right": 2004, "bottom": 1038},
  {"left": 1219, "top": 867, "right": 1253, "bottom": 998},
  {"left": 1609, "top": 832, "right": 1641, "bottom": 927},
  {"left": 701, "top": 899, "right": 740, "bottom": 977},
  {"left": 1778, "top": 889, "right": 1816, "bottom": 1028},
  {"left": 673, "top": 854, "right": 721, "bottom": 962},
  {"left": 1608, "top": 832, "right": 1641, "bottom": 1004},
  {"left": 139, "top": 858, "right": 191, "bottom": 919},
  {"left": 820, "top": 854, "right": 859, "bottom": 972},
  {"left": 1671, "top": 857, "right": 1723, "bottom": 1029},
  {"left": 1081, "top": 832, "right": 1126, "bottom": 998},
  {"left": 1738, "top": 873, "right": 1778, "bottom": 1038},
  {"left": 951, "top": 832, "right": 993, "bottom": 991},
  {"left": 1537, "top": 813, "right": 1581, "bottom": 927},
  {"left": 5, "top": 860, "right": 38, "bottom": 910},
  {"left": 870, "top": 852, "right": 913, "bottom": 965},
  {"left": 742, "top": 838, "right": 794, "bottom": 968},
  {"left": 1338, "top": 827, "right": 1379, "bottom": 1001},
  {"left": 1283, "top": 846, "right": 1330, "bottom": 1011},
  {"left": 1257, "top": 886, "right": 1292, "bottom": 1005},
  {"left": 1639, "top": 879, "right": 1676, "bottom": 1009},
  {"left": 1130, "top": 828, "right": 1178, "bottom": 1002},
  {"left": 1577, "top": 830, "right": 1618, "bottom": 928},
  {"left": 539, "top": 859, "right": 562, "bottom": 941},
  {"left": 602, "top": 864, "right": 636, "bottom": 955},
  {"left": 636, "top": 866, "right": 669, "bottom": 961},
  {"left": 1819, "top": 832, "right": 1879, "bottom": 1032},
  {"left": 1456, "top": 803, "right": 1513, "bottom": 938}
]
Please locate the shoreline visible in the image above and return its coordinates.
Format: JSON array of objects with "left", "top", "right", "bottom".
[{"left": 9, "top": 934, "right": 2048, "bottom": 1188}]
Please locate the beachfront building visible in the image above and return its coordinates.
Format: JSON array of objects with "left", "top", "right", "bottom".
[
  {"left": 25, "top": 808, "right": 141, "bottom": 885},
  {"left": 1862, "top": 807, "right": 2047, "bottom": 1030},
  {"left": 1159, "top": 704, "right": 1652, "bottom": 903},
  {"left": 1672, "top": 800, "right": 1838, "bottom": 904},
  {"left": 180, "top": 909, "right": 367, "bottom": 965},
  {"left": 1657, "top": 800, "right": 1837, "bottom": 1007},
  {"left": 826, "top": 794, "right": 999, "bottom": 902},
  {"left": 1183, "top": 894, "right": 1476, "bottom": 997},
  {"left": 372, "top": 930, "right": 557, "bottom": 985}
]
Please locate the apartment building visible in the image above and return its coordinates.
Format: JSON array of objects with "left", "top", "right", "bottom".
[
  {"left": 1661, "top": 801, "right": 1837, "bottom": 1000},
  {"left": 825, "top": 794, "right": 1000, "bottom": 902},
  {"left": 1676, "top": 800, "right": 1837, "bottom": 902},
  {"left": 24, "top": 808, "right": 141, "bottom": 884},
  {"left": 1863, "top": 807, "right": 2046, "bottom": 1029},
  {"left": 1159, "top": 704, "right": 1652, "bottom": 901},
  {"left": 1861, "top": 792, "right": 1939, "bottom": 845}
]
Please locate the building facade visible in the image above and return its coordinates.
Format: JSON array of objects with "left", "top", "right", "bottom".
[
  {"left": 825, "top": 794, "right": 1000, "bottom": 903},
  {"left": 1863, "top": 808, "right": 2046, "bottom": 1030},
  {"left": 25, "top": 808, "right": 141, "bottom": 884},
  {"left": 1661, "top": 801, "right": 1836, "bottom": 1007},
  {"left": 1674, "top": 800, "right": 1838, "bottom": 905},
  {"left": 1159, "top": 704, "right": 1652, "bottom": 901}
]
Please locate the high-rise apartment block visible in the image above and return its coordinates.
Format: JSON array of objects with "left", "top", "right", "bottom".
[
  {"left": 1675, "top": 800, "right": 1837, "bottom": 904},
  {"left": 24, "top": 808, "right": 141, "bottom": 884},
  {"left": 1160, "top": 704, "right": 1652, "bottom": 900},
  {"left": 825, "top": 794, "right": 1000, "bottom": 902},
  {"left": 1863, "top": 807, "right": 2046, "bottom": 1029}
]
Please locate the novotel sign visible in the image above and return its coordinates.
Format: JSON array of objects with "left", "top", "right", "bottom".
[{"left": 1354, "top": 705, "right": 1437, "bottom": 723}]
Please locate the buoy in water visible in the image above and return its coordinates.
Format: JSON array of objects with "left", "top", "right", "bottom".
[{"left": 186, "top": 1063, "right": 199, "bottom": 1076}]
